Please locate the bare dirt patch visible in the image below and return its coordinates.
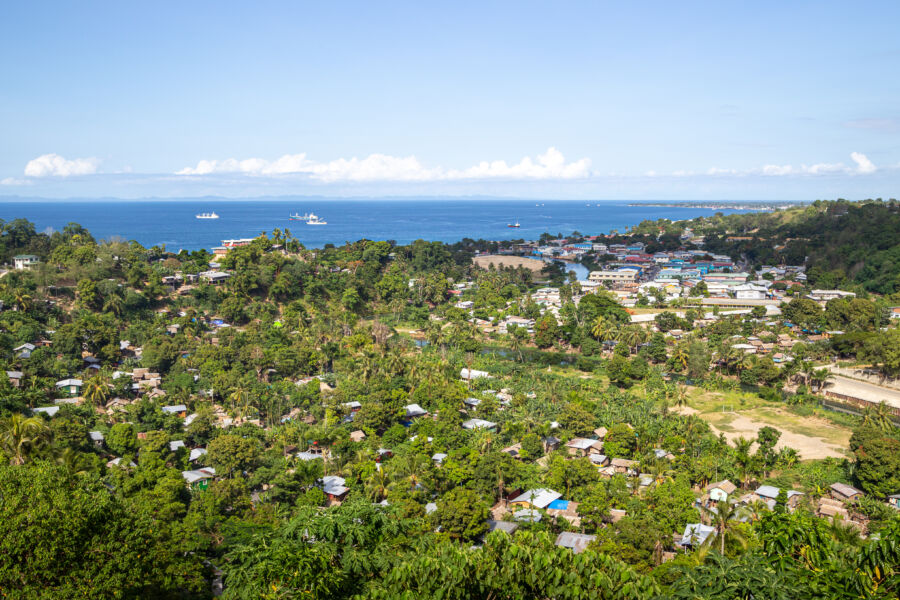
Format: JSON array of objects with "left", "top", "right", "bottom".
[
  {"left": 673, "top": 402, "right": 849, "bottom": 460},
  {"left": 473, "top": 255, "right": 546, "bottom": 272}
]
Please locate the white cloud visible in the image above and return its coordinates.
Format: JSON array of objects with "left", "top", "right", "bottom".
[
  {"left": 850, "top": 151, "right": 876, "bottom": 174},
  {"left": 1, "top": 177, "right": 29, "bottom": 186},
  {"left": 24, "top": 153, "right": 100, "bottom": 177},
  {"left": 176, "top": 147, "right": 591, "bottom": 182}
]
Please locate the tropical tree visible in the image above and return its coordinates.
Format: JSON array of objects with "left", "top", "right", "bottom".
[
  {"left": 0, "top": 414, "right": 52, "bottom": 465},
  {"left": 701, "top": 500, "right": 750, "bottom": 554}
]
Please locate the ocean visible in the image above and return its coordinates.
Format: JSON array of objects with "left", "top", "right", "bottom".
[{"left": 0, "top": 198, "right": 761, "bottom": 251}]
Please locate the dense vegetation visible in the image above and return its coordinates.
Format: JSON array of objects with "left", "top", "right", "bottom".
[{"left": 1, "top": 201, "right": 900, "bottom": 599}]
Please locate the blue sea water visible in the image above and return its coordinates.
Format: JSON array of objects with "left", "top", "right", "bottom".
[{"left": 0, "top": 198, "right": 761, "bottom": 251}]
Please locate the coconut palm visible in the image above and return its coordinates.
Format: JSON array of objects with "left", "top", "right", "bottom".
[
  {"left": 701, "top": 500, "right": 749, "bottom": 554},
  {"left": 82, "top": 375, "right": 111, "bottom": 407},
  {"left": 103, "top": 293, "right": 125, "bottom": 317},
  {"left": 0, "top": 414, "right": 52, "bottom": 465},
  {"left": 590, "top": 316, "right": 619, "bottom": 343}
]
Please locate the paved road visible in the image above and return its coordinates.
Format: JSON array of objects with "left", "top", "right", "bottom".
[{"left": 823, "top": 375, "right": 900, "bottom": 409}]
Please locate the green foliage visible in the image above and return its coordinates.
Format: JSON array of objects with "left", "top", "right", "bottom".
[{"left": 0, "top": 463, "right": 208, "bottom": 599}]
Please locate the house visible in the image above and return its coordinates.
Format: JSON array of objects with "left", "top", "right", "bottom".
[
  {"left": 189, "top": 448, "right": 208, "bottom": 463},
  {"left": 349, "top": 430, "right": 366, "bottom": 443},
  {"left": 510, "top": 488, "right": 562, "bottom": 510},
  {"left": 542, "top": 436, "right": 561, "bottom": 452},
  {"left": 6, "top": 371, "right": 23, "bottom": 388},
  {"left": 13, "top": 254, "right": 39, "bottom": 270},
  {"left": 14, "top": 343, "right": 36, "bottom": 359},
  {"left": 732, "top": 283, "right": 768, "bottom": 300},
  {"left": 706, "top": 480, "right": 737, "bottom": 503},
  {"left": 487, "top": 520, "right": 519, "bottom": 535},
  {"left": 888, "top": 494, "right": 900, "bottom": 509},
  {"left": 462, "top": 418, "right": 497, "bottom": 430},
  {"left": 404, "top": 403, "right": 428, "bottom": 419},
  {"left": 199, "top": 271, "right": 232, "bottom": 285},
  {"left": 161, "top": 404, "right": 188, "bottom": 417},
  {"left": 588, "top": 454, "right": 610, "bottom": 466},
  {"left": 829, "top": 482, "right": 864, "bottom": 503},
  {"left": 593, "top": 427, "right": 608, "bottom": 441},
  {"left": 55, "top": 378, "right": 83, "bottom": 397},
  {"left": 460, "top": 368, "right": 492, "bottom": 380},
  {"left": 502, "top": 443, "right": 523, "bottom": 459},
  {"left": 807, "top": 289, "right": 856, "bottom": 303},
  {"left": 320, "top": 475, "right": 350, "bottom": 503},
  {"left": 182, "top": 467, "right": 216, "bottom": 491},
  {"left": 565, "top": 438, "right": 604, "bottom": 457},
  {"left": 88, "top": 431, "right": 105, "bottom": 449},
  {"left": 679, "top": 523, "right": 716, "bottom": 548},
  {"left": 425, "top": 502, "right": 438, "bottom": 514},
  {"left": 555, "top": 532, "right": 597, "bottom": 554},
  {"left": 753, "top": 485, "right": 804, "bottom": 509},
  {"left": 169, "top": 440, "right": 186, "bottom": 452},
  {"left": 610, "top": 458, "right": 639, "bottom": 474},
  {"left": 432, "top": 453, "right": 448, "bottom": 464}
]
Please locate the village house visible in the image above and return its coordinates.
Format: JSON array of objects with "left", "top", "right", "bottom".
[
  {"left": 55, "top": 378, "right": 83, "bottom": 397},
  {"left": 565, "top": 438, "right": 604, "bottom": 457},
  {"left": 509, "top": 488, "right": 562, "bottom": 510},
  {"left": 182, "top": 467, "right": 216, "bottom": 491},
  {"left": 555, "top": 532, "right": 597, "bottom": 554},
  {"left": 13, "top": 254, "right": 39, "bottom": 270},
  {"left": 829, "top": 482, "right": 864, "bottom": 503}
]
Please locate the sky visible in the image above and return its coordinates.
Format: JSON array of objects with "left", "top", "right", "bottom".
[{"left": 1, "top": 1, "right": 899, "bottom": 200}]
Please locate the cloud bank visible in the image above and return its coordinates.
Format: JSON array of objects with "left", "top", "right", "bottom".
[
  {"left": 24, "top": 154, "right": 100, "bottom": 177},
  {"left": 176, "top": 147, "right": 592, "bottom": 182}
]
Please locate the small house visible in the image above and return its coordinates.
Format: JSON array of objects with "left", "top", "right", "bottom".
[
  {"left": 161, "top": 404, "right": 188, "bottom": 417},
  {"left": 404, "top": 403, "right": 428, "bottom": 419},
  {"left": 14, "top": 343, "right": 35, "bottom": 359},
  {"left": 509, "top": 488, "right": 562, "bottom": 510},
  {"left": 829, "top": 482, "right": 864, "bottom": 503},
  {"left": 182, "top": 467, "right": 216, "bottom": 491},
  {"left": 555, "top": 532, "right": 597, "bottom": 554},
  {"left": 55, "top": 378, "right": 83, "bottom": 397},
  {"left": 679, "top": 523, "right": 716, "bottom": 548},
  {"left": 6, "top": 371, "right": 23, "bottom": 388},
  {"left": 88, "top": 431, "right": 105, "bottom": 449},
  {"left": 462, "top": 418, "right": 497, "bottom": 430},
  {"left": 706, "top": 480, "right": 737, "bottom": 503},
  {"left": 610, "top": 458, "right": 639, "bottom": 475},
  {"left": 13, "top": 254, "right": 39, "bottom": 270},
  {"left": 565, "top": 438, "right": 604, "bottom": 457},
  {"left": 320, "top": 475, "right": 350, "bottom": 503}
]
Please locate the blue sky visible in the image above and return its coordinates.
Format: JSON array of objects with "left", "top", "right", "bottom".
[{"left": 1, "top": 1, "right": 899, "bottom": 199}]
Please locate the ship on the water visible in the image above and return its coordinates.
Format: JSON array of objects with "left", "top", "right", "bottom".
[
  {"left": 307, "top": 215, "right": 327, "bottom": 225},
  {"left": 289, "top": 212, "right": 314, "bottom": 220},
  {"left": 195, "top": 212, "right": 219, "bottom": 219}
]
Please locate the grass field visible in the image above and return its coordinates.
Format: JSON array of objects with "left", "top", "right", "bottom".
[{"left": 680, "top": 388, "right": 852, "bottom": 459}]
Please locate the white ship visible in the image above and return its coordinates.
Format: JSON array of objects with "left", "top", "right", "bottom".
[
  {"left": 289, "top": 212, "right": 314, "bottom": 220},
  {"left": 306, "top": 215, "right": 327, "bottom": 225},
  {"left": 196, "top": 212, "right": 219, "bottom": 219}
]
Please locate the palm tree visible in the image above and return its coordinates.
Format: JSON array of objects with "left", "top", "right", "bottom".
[
  {"left": 590, "top": 317, "right": 619, "bottom": 344},
  {"left": 672, "top": 384, "right": 689, "bottom": 409},
  {"left": 701, "top": 500, "right": 749, "bottom": 554},
  {"left": 82, "top": 375, "right": 110, "bottom": 408},
  {"left": 0, "top": 414, "right": 52, "bottom": 465},
  {"left": 672, "top": 344, "right": 690, "bottom": 372},
  {"left": 863, "top": 402, "right": 895, "bottom": 432},
  {"left": 810, "top": 368, "right": 832, "bottom": 393},
  {"left": 103, "top": 293, "right": 125, "bottom": 317},
  {"left": 13, "top": 290, "right": 32, "bottom": 312},
  {"left": 365, "top": 466, "right": 392, "bottom": 501}
]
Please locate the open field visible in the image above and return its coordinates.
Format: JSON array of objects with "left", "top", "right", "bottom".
[
  {"left": 472, "top": 255, "right": 546, "bottom": 272},
  {"left": 678, "top": 389, "right": 852, "bottom": 460}
]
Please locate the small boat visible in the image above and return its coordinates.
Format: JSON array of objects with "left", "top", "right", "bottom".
[
  {"left": 307, "top": 215, "right": 327, "bottom": 225},
  {"left": 507, "top": 220, "right": 521, "bottom": 228},
  {"left": 196, "top": 212, "right": 219, "bottom": 219},
  {"left": 290, "top": 212, "right": 314, "bottom": 220}
]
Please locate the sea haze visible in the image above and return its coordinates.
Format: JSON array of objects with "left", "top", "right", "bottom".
[{"left": 0, "top": 198, "right": 765, "bottom": 251}]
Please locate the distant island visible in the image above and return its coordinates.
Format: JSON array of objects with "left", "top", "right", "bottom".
[{"left": 629, "top": 201, "right": 804, "bottom": 211}]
